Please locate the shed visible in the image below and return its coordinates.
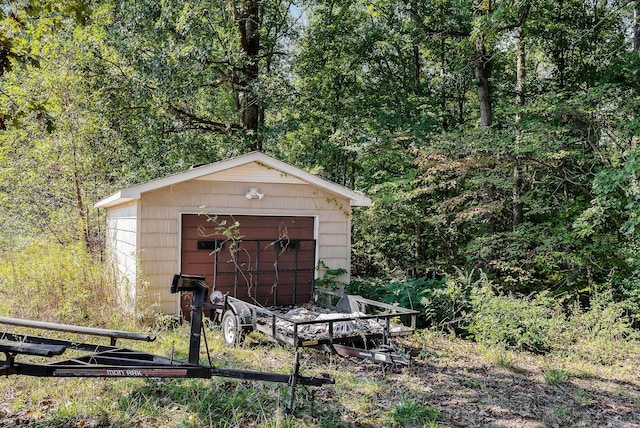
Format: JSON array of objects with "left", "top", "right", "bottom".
[{"left": 95, "top": 151, "right": 371, "bottom": 316}]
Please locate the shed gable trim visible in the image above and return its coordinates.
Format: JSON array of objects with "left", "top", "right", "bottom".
[{"left": 95, "top": 152, "right": 371, "bottom": 209}]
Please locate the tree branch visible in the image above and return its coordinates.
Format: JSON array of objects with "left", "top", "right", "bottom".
[{"left": 167, "top": 105, "right": 242, "bottom": 133}]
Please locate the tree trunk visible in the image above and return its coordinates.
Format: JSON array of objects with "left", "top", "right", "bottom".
[
  {"left": 556, "top": 0, "right": 566, "bottom": 88},
  {"left": 440, "top": 37, "right": 447, "bottom": 129},
  {"left": 236, "top": 0, "right": 260, "bottom": 149},
  {"left": 413, "top": 44, "right": 420, "bottom": 89},
  {"left": 476, "top": 31, "right": 494, "bottom": 229},
  {"left": 634, "top": 2, "right": 640, "bottom": 52},
  {"left": 513, "top": 26, "right": 526, "bottom": 229},
  {"left": 513, "top": 165, "right": 523, "bottom": 227},
  {"left": 474, "top": 34, "right": 492, "bottom": 127}
]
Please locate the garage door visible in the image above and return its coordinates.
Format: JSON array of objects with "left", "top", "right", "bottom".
[{"left": 181, "top": 215, "right": 316, "bottom": 312}]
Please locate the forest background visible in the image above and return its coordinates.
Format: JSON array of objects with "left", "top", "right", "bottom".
[{"left": 1, "top": 0, "right": 640, "bottom": 350}]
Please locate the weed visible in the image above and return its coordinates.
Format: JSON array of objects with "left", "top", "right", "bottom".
[
  {"left": 315, "top": 261, "right": 348, "bottom": 299},
  {"left": 553, "top": 404, "right": 568, "bottom": 417},
  {"left": 0, "top": 239, "right": 119, "bottom": 326},
  {"left": 461, "top": 379, "right": 486, "bottom": 389},
  {"left": 390, "top": 399, "right": 440, "bottom": 427},
  {"left": 469, "top": 288, "right": 560, "bottom": 353},
  {"left": 543, "top": 364, "right": 569, "bottom": 386},
  {"left": 573, "top": 389, "right": 594, "bottom": 406},
  {"left": 541, "top": 403, "right": 572, "bottom": 427},
  {"left": 484, "top": 345, "right": 516, "bottom": 370}
]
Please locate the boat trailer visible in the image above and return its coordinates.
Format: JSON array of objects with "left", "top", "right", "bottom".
[{"left": 0, "top": 274, "right": 333, "bottom": 413}]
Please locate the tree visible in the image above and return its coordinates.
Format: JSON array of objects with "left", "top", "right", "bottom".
[
  {"left": 92, "top": 0, "right": 302, "bottom": 174},
  {"left": 0, "top": 1, "right": 122, "bottom": 250},
  {"left": 307, "top": 0, "right": 640, "bottom": 298},
  {"left": 3, "top": 0, "right": 639, "bottom": 305}
]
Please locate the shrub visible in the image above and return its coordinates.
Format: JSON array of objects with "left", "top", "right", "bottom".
[
  {"left": 468, "top": 285, "right": 640, "bottom": 362},
  {"left": 468, "top": 287, "right": 562, "bottom": 353},
  {"left": 348, "top": 276, "right": 443, "bottom": 327},
  {"left": 553, "top": 291, "right": 640, "bottom": 364},
  {"left": 347, "top": 271, "right": 474, "bottom": 332}
]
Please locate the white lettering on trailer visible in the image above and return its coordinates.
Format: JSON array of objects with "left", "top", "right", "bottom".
[{"left": 105, "top": 369, "right": 143, "bottom": 376}]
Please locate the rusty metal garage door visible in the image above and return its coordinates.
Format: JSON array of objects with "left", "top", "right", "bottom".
[{"left": 181, "top": 215, "right": 315, "bottom": 313}]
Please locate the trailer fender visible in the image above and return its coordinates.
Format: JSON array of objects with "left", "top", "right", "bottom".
[
  {"left": 221, "top": 300, "right": 253, "bottom": 347},
  {"left": 225, "top": 300, "right": 253, "bottom": 330}
]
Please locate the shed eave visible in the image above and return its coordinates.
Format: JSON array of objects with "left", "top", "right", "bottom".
[
  {"left": 243, "top": 155, "right": 372, "bottom": 207},
  {"left": 94, "top": 191, "right": 138, "bottom": 209},
  {"left": 349, "top": 191, "right": 372, "bottom": 207},
  {"left": 94, "top": 151, "right": 372, "bottom": 209}
]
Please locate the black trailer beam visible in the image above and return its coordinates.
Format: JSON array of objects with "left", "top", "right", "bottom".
[{"left": 0, "top": 316, "right": 155, "bottom": 346}]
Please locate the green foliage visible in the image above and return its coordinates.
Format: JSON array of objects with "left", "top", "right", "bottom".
[
  {"left": 553, "top": 291, "right": 640, "bottom": 364},
  {"left": 198, "top": 211, "right": 246, "bottom": 252},
  {"left": 315, "top": 261, "right": 348, "bottom": 292},
  {"left": 469, "top": 287, "right": 561, "bottom": 353},
  {"left": 542, "top": 364, "right": 569, "bottom": 386},
  {"left": 1, "top": 2, "right": 640, "bottom": 423},
  {"left": 2, "top": 0, "right": 640, "bottom": 309},
  {"left": 347, "top": 273, "right": 473, "bottom": 331},
  {"left": 468, "top": 286, "right": 640, "bottom": 363},
  {"left": 0, "top": 1, "right": 126, "bottom": 250},
  {"left": 0, "top": 238, "right": 117, "bottom": 325},
  {"left": 390, "top": 399, "right": 440, "bottom": 428},
  {"left": 0, "top": 0, "right": 639, "bottom": 373}
]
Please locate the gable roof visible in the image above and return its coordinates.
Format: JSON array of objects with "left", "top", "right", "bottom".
[{"left": 95, "top": 151, "right": 372, "bottom": 209}]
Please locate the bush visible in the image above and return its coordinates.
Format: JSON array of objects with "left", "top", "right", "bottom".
[
  {"left": 468, "top": 285, "right": 640, "bottom": 362},
  {"left": 347, "top": 271, "right": 474, "bottom": 332},
  {"left": 352, "top": 266, "right": 640, "bottom": 364},
  {"left": 468, "top": 287, "right": 562, "bottom": 353},
  {"left": 553, "top": 291, "right": 640, "bottom": 364}
]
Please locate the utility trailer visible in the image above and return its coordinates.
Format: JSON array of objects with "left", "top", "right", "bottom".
[
  {"left": 0, "top": 274, "right": 333, "bottom": 413},
  {"left": 200, "top": 275, "right": 419, "bottom": 366}
]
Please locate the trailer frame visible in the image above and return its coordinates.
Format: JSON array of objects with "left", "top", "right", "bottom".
[
  {"left": 0, "top": 274, "right": 333, "bottom": 414},
  {"left": 210, "top": 279, "right": 420, "bottom": 366}
]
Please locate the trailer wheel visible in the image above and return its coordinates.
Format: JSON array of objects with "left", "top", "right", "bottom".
[{"left": 221, "top": 311, "right": 242, "bottom": 346}]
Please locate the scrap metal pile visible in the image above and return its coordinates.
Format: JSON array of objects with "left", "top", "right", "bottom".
[{"left": 256, "top": 304, "right": 396, "bottom": 340}]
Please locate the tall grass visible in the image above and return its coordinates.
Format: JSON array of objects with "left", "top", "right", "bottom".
[{"left": 0, "top": 238, "right": 119, "bottom": 326}]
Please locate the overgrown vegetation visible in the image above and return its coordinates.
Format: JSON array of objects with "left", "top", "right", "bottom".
[
  {"left": 348, "top": 269, "right": 640, "bottom": 366},
  {"left": 0, "top": 239, "right": 118, "bottom": 326},
  {"left": 2, "top": 0, "right": 640, "bottom": 308},
  {"left": 1, "top": 315, "right": 639, "bottom": 427},
  {"left": 2, "top": 0, "right": 640, "bottom": 424},
  {"left": 1, "top": 244, "right": 639, "bottom": 426}
]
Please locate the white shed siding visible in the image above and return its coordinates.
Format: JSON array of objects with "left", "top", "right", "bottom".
[
  {"left": 195, "top": 163, "right": 306, "bottom": 184},
  {"left": 105, "top": 203, "right": 138, "bottom": 312}
]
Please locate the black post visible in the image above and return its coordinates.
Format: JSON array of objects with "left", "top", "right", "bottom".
[
  {"left": 286, "top": 350, "right": 301, "bottom": 414},
  {"left": 188, "top": 281, "right": 209, "bottom": 365}
]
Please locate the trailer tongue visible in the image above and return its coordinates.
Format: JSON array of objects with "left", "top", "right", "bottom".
[{"left": 0, "top": 274, "right": 333, "bottom": 413}]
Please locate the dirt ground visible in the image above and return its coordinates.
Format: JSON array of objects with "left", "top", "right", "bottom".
[{"left": 327, "top": 333, "right": 640, "bottom": 428}]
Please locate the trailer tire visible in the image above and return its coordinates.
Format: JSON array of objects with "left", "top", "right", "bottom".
[{"left": 221, "top": 311, "right": 243, "bottom": 346}]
